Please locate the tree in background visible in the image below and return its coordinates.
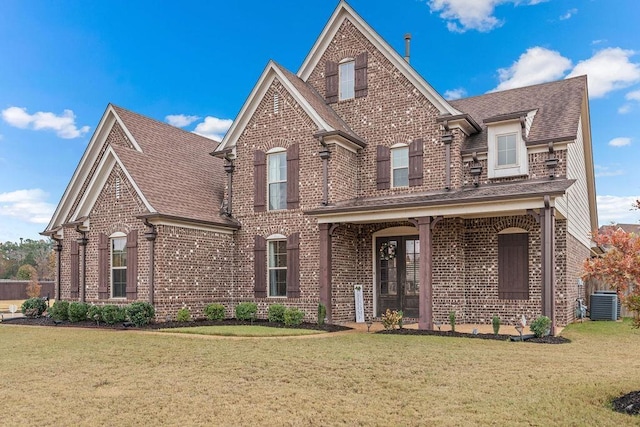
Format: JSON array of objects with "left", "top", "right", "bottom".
[
  {"left": 0, "top": 239, "right": 53, "bottom": 280},
  {"left": 17, "top": 264, "right": 37, "bottom": 280},
  {"left": 584, "top": 226, "right": 640, "bottom": 327}
]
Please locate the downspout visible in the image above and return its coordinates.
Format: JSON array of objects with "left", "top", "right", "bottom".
[
  {"left": 52, "top": 237, "right": 62, "bottom": 301},
  {"left": 75, "top": 226, "right": 88, "bottom": 303},
  {"left": 143, "top": 220, "right": 157, "bottom": 305},
  {"left": 318, "top": 137, "right": 331, "bottom": 206},
  {"left": 441, "top": 121, "right": 452, "bottom": 190},
  {"left": 223, "top": 156, "right": 235, "bottom": 216}
]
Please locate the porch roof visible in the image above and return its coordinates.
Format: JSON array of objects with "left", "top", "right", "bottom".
[{"left": 306, "top": 178, "right": 574, "bottom": 220}]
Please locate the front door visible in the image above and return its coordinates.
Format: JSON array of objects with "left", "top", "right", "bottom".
[{"left": 376, "top": 236, "right": 420, "bottom": 318}]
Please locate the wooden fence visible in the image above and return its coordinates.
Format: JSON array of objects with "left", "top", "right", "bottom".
[{"left": 0, "top": 280, "right": 55, "bottom": 300}]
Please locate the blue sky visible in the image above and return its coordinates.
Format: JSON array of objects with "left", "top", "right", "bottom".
[{"left": 0, "top": 0, "right": 639, "bottom": 242}]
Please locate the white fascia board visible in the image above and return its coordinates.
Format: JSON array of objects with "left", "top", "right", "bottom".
[
  {"left": 147, "top": 217, "right": 235, "bottom": 235},
  {"left": 71, "top": 146, "right": 155, "bottom": 222},
  {"left": 216, "top": 61, "right": 331, "bottom": 153},
  {"left": 296, "top": 1, "right": 460, "bottom": 116},
  {"left": 314, "top": 197, "right": 554, "bottom": 224}
]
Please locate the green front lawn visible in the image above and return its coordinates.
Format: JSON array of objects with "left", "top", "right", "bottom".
[{"left": 159, "top": 325, "right": 325, "bottom": 337}]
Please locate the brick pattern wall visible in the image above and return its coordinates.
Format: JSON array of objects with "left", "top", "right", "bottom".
[
  {"left": 562, "top": 229, "right": 591, "bottom": 325},
  {"left": 328, "top": 143, "right": 358, "bottom": 202}
]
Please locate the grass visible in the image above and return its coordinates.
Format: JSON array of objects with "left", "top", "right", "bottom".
[
  {"left": 158, "top": 325, "right": 325, "bottom": 337},
  {"left": 1, "top": 320, "right": 639, "bottom": 425},
  {"left": 0, "top": 299, "right": 56, "bottom": 313}
]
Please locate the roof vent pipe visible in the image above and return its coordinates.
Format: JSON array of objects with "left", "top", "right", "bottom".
[{"left": 404, "top": 33, "right": 411, "bottom": 63}]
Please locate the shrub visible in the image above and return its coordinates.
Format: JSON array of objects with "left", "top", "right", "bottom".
[
  {"left": 204, "top": 303, "right": 225, "bottom": 321},
  {"left": 126, "top": 302, "right": 155, "bottom": 327},
  {"left": 17, "top": 264, "right": 37, "bottom": 280},
  {"left": 235, "top": 302, "right": 257, "bottom": 322},
  {"left": 21, "top": 297, "right": 47, "bottom": 318},
  {"left": 49, "top": 300, "right": 69, "bottom": 321},
  {"left": 25, "top": 279, "right": 42, "bottom": 298},
  {"left": 87, "top": 305, "right": 103, "bottom": 324},
  {"left": 530, "top": 315, "right": 551, "bottom": 338},
  {"left": 627, "top": 295, "right": 640, "bottom": 328},
  {"left": 449, "top": 311, "right": 456, "bottom": 333},
  {"left": 68, "top": 302, "right": 89, "bottom": 323},
  {"left": 267, "top": 304, "right": 286, "bottom": 323},
  {"left": 397, "top": 310, "right": 404, "bottom": 329},
  {"left": 177, "top": 308, "right": 191, "bottom": 322},
  {"left": 317, "top": 303, "right": 327, "bottom": 326},
  {"left": 102, "top": 305, "right": 126, "bottom": 324},
  {"left": 283, "top": 307, "right": 304, "bottom": 327},
  {"left": 492, "top": 315, "right": 501, "bottom": 335},
  {"left": 381, "top": 309, "right": 402, "bottom": 330}
]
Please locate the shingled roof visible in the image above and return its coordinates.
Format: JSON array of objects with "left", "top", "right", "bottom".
[
  {"left": 450, "top": 76, "right": 587, "bottom": 153},
  {"left": 110, "top": 105, "right": 238, "bottom": 228}
]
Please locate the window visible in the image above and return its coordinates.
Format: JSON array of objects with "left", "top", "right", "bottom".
[
  {"left": 391, "top": 146, "right": 409, "bottom": 187},
  {"left": 268, "top": 240, "right": 287, "bottom": 297},
  {"left": 498, "top": 231, "right": 529, "bottom": 299},
  {"left": 497, "top": 133, "right": 517, "bottom": 167},
  {"left": 339, "top": 60, "right": 355, "bottom": 100},
  {"left": 111, "top": 235, "right": 127, "bottom": 298},
  {"left": 267, "top": 151, "right": 286, "bottom": 210}
]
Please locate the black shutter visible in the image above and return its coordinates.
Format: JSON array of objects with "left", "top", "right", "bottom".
[
  {"left": 354, "top": 52, "right": 368, "bottom": 98},
  {"left": 376, "top": 145, "right": 390, "bottom": 190},
  {"left": 98, "top": 233, "right": 109, "bottom": 299},
  {"left": 287, "top": 144, "right": 299, "bottom": 209},
  {"left": 254, "top": 236, "right": 267, "bottom": 298},
  {"left": 126, "top": 230, "right": 138, "bottom": 300},
  {"left": 287, "top": 233, "right": 300, "bottom": 298},
  {"left": 70, "top": 240, "right": 79, "bottom": 299},
  {"left": 254, "top": 150, "right": 266, "bottom": 212},
  {"left": 325, "top": 60, "right": 339, "bottom": 103},
  {"left": 409, "top": 139, "right": 424, "bottom": 187},
  {"left": 498, "top": 233, "right": 529, "bottom": 300}
]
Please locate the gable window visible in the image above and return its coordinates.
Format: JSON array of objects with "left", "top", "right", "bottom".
[
  {"left": 339, "top": 60, "right": 355, "bottom": 100},
  {"left": 267, "top": 150, "right": 287, "bottom": 210},
  {"left": 111, "top": 233, "right": 127, "bottom": 298},
  {"left": 268, "top": 239, "right": 287, "bottom": 297},
  {"left": 497, "top": 133, "right": 517, "bottom": 167},
  {"left": 498, "top": 230, "right": 529, "bottom": 300},
  {"left": 391, "top": 146, "right": 409, "bottom": 187}
]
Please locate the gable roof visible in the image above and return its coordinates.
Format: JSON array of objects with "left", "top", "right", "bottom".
[
  {"left": 599, "top": 223, "right": 640, "bottom": 235},
  {"left": 451, "top": 76, "right": 587, "bottom": 153},
  {"left": 44, "top": 104, "right": 238, "bottom": 234},
  {"left": 297, "top": 1, "right": 460, "bottom": 116},
  {"left": 214, "top": 61, "right": 363, "bottom": 154}
]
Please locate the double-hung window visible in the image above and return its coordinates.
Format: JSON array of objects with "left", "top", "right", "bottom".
[
  {"left": 268, "top": 240, "right": 287, "bottom": 297},
  {"left": 339, "top": 60, "right": 355, "bottom": 101},
  {"left": 497, "top": 133, "right": 517, "bottom": 167},
  {"left": 111, "top": 234, "right": 127, "bottom": 298},
  {"left": 267, "top": 150, "right": 287, "bottom": 210},
  {"left": 391, "top": 146, "right": 409, "bottom": 187}
]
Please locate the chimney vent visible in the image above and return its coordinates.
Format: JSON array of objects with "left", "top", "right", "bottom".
[{"left": 404, "top": 33, "right": 412, "bottom": 63}]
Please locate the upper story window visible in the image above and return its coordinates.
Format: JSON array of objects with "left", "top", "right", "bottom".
[
  {"left": 497, "top": 133, "right": 517, "bottom": 167},
  {"left": 267, "top": 149, "right": 287, "bottom": 210},
  {"left": 339, "top": 59, "right": 355, "bottom": 100},
  {"left": 111, "top": 232, "right": 127, "bottom": 298},
  {"left": 268, "top": 238, "right": 287, "bottom": 297},
  {"left": 487, "top": 121, "right": 528, "bottom": 178},
  {"left": 391, "top": 146, "right": 409, "bottom": 187}
]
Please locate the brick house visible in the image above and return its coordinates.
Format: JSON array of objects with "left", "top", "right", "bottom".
[{"left": 43, "top": 2, "right": 597, "bottom": 332}]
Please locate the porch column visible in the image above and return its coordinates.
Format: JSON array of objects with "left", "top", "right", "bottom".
[
  {"left": 417, "top": 216, "right": 433, "bottom": 330},
  {"left": 319, "top": 223, "right": 332, "bottom": 322},
  {"left": 541, "top": 197, "right": 556, "bottom": 334}
]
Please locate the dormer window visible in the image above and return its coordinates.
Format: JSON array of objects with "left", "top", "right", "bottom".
[
  {"left": 497, "top": 133, "right": 517, "bottom": 167},
  {"left": 339, "top": 59, "right": 355, "bottom": 100},
  {"left": 487, "top": 121, "right": 528, "bottom": 178}
]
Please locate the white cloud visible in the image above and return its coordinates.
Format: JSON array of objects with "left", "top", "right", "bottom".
[
  {"left": 444, "top": 88, "right": 467, "bottom": 100},
  {"left": 559, "top": 8, "right": 577, "bottom": 20},
  {"left": 566, "top": 48, "right": 640, "bottom": 98},
  {"left": 0, "top": 189, "right": 54, "bottom": 224},
  {"left": 491, "top": 47, "right": 572, "bottom": 92},
  {"left": 193, "top": 116, "right": 233, "bottom": 142},
  {"left": 165, "top": 114, "right": 200, "bottom": 127},
  {"left": 626, "top": 89, "right": 640, "bottom": 101},
  {"left": 1, "top": 107, "right": 90, "bottom": 139},
  {"left": 597, "top": 195, "right": 640, "bottom": 226},
  {"left": 618, "top": 104, "right": 632, "bottom": 114},
  {"left": 594, "top": 164, "right": 624, "bottom": 178},
  {"left": 427, "top": 0, "right": 546, "bottom": 33},
  {"left": 608, "top": 137, "right": 631, "bottom": 147}
]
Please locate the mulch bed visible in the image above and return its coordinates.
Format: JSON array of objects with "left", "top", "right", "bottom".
[
  {"left": 377, "top": 327, "right": 571, "bottom": 344},
  {"left": 0, "top": 316, "right": 351, "bottom": 333},
  {"left": 612, "top": 390, "right": 640, "bottom": 416}
]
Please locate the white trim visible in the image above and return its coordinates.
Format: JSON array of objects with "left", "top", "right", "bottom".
[
  {"left": 145, "top": 218, "right": 236, "bottom": 235},
  {"left": 110, "top": 235, "right": 127, "bottom": 299},
  {"left": 267, "top": 239, "right": 287, "bottom": 298},
  {"left": 266, "top": 146, "right": 286, "bottom": 154},
  {"left": 296, "top": 1, "right": 460, "bottom": 116},
  {"left": 390, "top": 146, "right": 409, "bottom": 188},
  {"left": 109, "top": 231, "right": 126, "bottom": 238},
  {"left": 487, "top": 122, "right": 528, "bottom": 179},
  {"left": 267, "top": 233, "right": 287, "bottom": 240}
]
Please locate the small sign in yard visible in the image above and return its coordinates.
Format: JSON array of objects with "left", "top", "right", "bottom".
[
  {"left": 354, "top": 285, "right": 364, "bottom": 323},
  {"left": 9, "top": 304, "right": 17, "bottom": 317}
]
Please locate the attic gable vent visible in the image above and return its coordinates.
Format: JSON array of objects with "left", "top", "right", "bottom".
[
  {"left": 274, "top": 92, "right": 279, "bottom": 114},
  {"left": 115, "top": 176, "right": 121, "bottom": 199}
]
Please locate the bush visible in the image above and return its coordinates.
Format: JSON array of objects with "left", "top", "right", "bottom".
[
  {"left": 126, "top": 302, "right": 155, "bottom": 327},
  {"left": 267, "top": 304, "right": 286, "bottom": 323},
  {"left": 25, "top": 279, "right": 42, "bottom": 298},
  {"left": 381, "top": 309, "right": 402, "bottom": 330},
  {"left": 283, "top": 307, "right": 304, "bottom": 327},
  {"left": 68, "top": 302, "right": 89, "bottom": 323},
  {"left": 177, "top": 308, "right": 191, "bottom": 322},
  {"left": 492, "top": 315, "right": 501, "bottom": 335},
  {"left": 530, "top": 315, "right": 551, "bottom": 338},
  {"left": 449, "top": 311, "right": 456, "bottom": 332},
  {"left": 102, "top": 305, "right": 126, "bottom": 324},
  {"left": 21, "top": 297, "right": 47, "bottom": 318},
  {"left": 317, "top": 303, "right": 327, "bottom": 326},
  {"left": 627, "top": 295, "right": 640, "bottom": 328},
  {"left": 49, "top": 300, "right": 69, "bottom": 321},
  {"left": 204, "top": 303, "right": 225, "bottom": 321},
  {"left": 87, "top": 305, "right": 103, "bottom": 324},
  {"left": 17, "top": 264, "right": 37, "bottom": 280},
  {"left": 235, "top": 302, "right": 257, "bottom": 322}
]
